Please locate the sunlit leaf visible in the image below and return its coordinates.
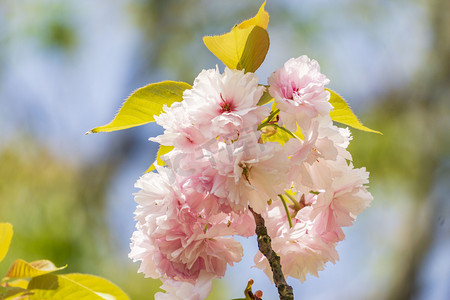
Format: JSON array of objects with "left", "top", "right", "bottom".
[
  {"left": 2, "top": 279, "right": 29, "bottom": 290},
  {"left": 0, "top": 285, "right": 32, "bottom": 300},
  {"left": 6, "top": 259, "right": 66, "bottom": 279},
  {"left": 63, "top": 274, "right": 129, "bottom": 300},
  {"left": 28, "top": 274, "right": 99, "bottom": 300},
  {"left": 87, "top": 81, "right": 191, "bottom": 134},
  {"left": 257, "top": 89, "right": 273, "bottom": 106},
  {"left": 0, "top": 223, "right": 13, "bottom": 263},
  {"left": 203, "top": 1, "right": 270, "bottom": 72},
  {"left": 27, "top": 273, "right": 129, "bottom": 300},
  {"left": 292, "top": 123, "right": 305, "bottom": 140},
  {"left": 146, "top": 145, "right": 174, "bottom": 172},
  {"left": 203, "top": 26, "right": 269, "bottom": 73},
  {"left": 237, "top": 0, "right": 269, "bottom": 30},
  {"left": 328, "top": 89, "right": 382, "bottom": 134}
]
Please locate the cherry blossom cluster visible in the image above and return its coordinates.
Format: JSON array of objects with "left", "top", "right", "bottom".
[{"left": 129, "top": 55, "right": 373, "bottom": 299}]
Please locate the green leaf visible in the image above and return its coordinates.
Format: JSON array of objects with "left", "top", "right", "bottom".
[
  {"left": 63, "top": 274, "right": 129, "bottom": 300},
  {"left": 203, "top": 26, "right": 269, "bottom": 73},
  {"left": 327, "top": 89, "right": 382, "bottom": 134},
  {"left": 257, "top": 89, "right": 273, "bottom": 106},
  {"left": 6, "top": 259, "right": 66, "bottom": 278},
  {"left": 28, "top": 273, "right": 130, "bottom": 300},
  {"left": 87, "top": 81, "right": 191, "bottom": 134},
  {"left": 0, "top": 285, "right": 32, "bottom": 300},
  {"left": 0, "top": 223, "right": 13, "bottom": 263},
  {"left": 146, "top": 145, "right": 174, "bottom": 172},
  {"left": 1, "top": 278, "right": 29, "bottom": 289},
  {"left": 294, "top": 124, "right": 305, "bottom": 140},
  {"left": 237, "top": 0, "right": 269, "bottom": 30},
  {"left": 203, "top": 1, "right": 270, "bottom": 72}
]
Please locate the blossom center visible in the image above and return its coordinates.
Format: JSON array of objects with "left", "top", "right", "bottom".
[
  {"left": 239, "top": 162, "right": 252, "bottom": 183},
  {"left": 219, "top": 94, "right": 234, "bottom": 113}
]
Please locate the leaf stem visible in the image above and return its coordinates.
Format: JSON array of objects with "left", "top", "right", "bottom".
[
  {"left": 258, "top": 109, "right": 280, "bottom": 130},
  {"left": 284, "top": 192, "right": 296, "bottom": 203},
  {"left": 267, "top": 109, "right": 280, "bottom": 123},
  {"left": 278, "top": 195, "right": 293, "bottom": 228}
]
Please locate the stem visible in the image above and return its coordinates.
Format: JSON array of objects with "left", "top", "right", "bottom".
[
  {"left": 258, "top": 109, "right": 280, "bottom": 130},
  {"left": 284, "top": 192, "right": 297, "bottom": 204},
  {"left": 248, "top": 206, "right": 294, "bottom": 300},
  {"left": 266, "top": 109, "right": 280, "bottom": 123},
  {"left": 278, "top": 195, "right": 293, "bottom": 228}
]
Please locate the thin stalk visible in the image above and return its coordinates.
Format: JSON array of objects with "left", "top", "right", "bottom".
[
  {"left": 258, "top": 109, "right": 280, "bottom": 130},
  {"left": 266, "top": 109, "right": 280, "bottom": 123},
  {"left": 278, "top": 194, "right": 293, "bottom": 228},
  {"left": 284, "top": 192, "right": 297, "bottom": 204}
]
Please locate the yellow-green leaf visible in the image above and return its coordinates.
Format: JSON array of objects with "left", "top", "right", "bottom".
[
  {"left": 64, "top": 274, "right": 129, "bottom": 300},
  {"left": 6, "top": 259, "right": 66, "bottom": 279},
  {"left": 257, "top": 89, "right": 274, "bottom": 106},
  {"left": 146, "top": 145, "right": 174, "bottom": 172},
  {"left": 203, "top": 25, "right": 269, "bottom": 73},
  {"left": 87, "top": 81, "right": 191, "bottom": 134},
  {"left": 0, "top": 223, "right": 13, "bottom": 263},
  {"left": 237, "top": 0, "right": 269, "bottom": 30},
  {"left": 203, "top": 1, "right": 270, "bottom": 73},
  {"left": 27, "top": 273, "right": 129, "bottom": 300},
  {"left": 327, "top": 89, "right": 382, "bottom": 134},
  {"left": 0, "top": 285, "right": 32, "bottom": 300},
  {"left": 3, "top": 278, "right": 29, "bottom": 289},
  {"left": 294, "top": 124, "right": 305, "bottom": 140}
]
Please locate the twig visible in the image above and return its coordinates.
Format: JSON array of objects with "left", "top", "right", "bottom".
[{"left": 249, "top": 206, "right": 294, "bottom": 300}]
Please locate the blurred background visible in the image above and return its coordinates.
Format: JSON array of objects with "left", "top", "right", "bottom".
[{"left": 1, "top": 0, "right": 449, "bottom": 299}]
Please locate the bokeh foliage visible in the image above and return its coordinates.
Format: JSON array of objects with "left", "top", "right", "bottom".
[{"left": 0, "top": 138, "right": 162, "bottom": 299}]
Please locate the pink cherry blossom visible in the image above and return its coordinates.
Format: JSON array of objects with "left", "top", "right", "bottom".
[
  {"left": 253, "top": 201, "right": 338, "bottom": 282},
  {"left": 268, "top": 55, "right": 332, "bottom": 131},
  {"left": 297, "top": 158, "right": 373, "bottom": 243},
  {"left": 151, "top": 102, "right": 206, "bottom": 151},
  {"left": 204, "top": 134, "right": 291, "bottom": 213},
  {"left": 183, "top": 67, "right": 269, "bottom": 141},
  {"left": 155, "top": 271, "right": 213, "bottom": 300},
  {"left": 286, "top": 115, "right": 353, "bottom": 181},
  {"left": 128, "top": 50, "right": 375, "bottom": 299},
  {"left": 129, "top": 168, "right": 245, "bottom": 285},
  {"left": 254, "top": 151, "right": 371, "bottom": 282}
]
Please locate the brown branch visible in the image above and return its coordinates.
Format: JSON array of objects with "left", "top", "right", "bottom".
[{"left": 249, "top": 206, "right": 294, "bottom": 300}]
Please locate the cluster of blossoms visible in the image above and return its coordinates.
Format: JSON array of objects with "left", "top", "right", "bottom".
[{"left": 128, "top": 55, "right": 373, "bottom": 299}]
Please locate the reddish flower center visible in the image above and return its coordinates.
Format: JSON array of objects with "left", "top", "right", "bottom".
[
  {"left": 219, "top": 94, "right": 234, "bottom": 113},
  {"left": 221, "top": 102, "right": 233, "bottom": 112}
]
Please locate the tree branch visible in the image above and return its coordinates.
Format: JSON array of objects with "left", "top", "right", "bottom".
[{"left": 249, "top": 206, "right": 294, "bottom": 300}]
